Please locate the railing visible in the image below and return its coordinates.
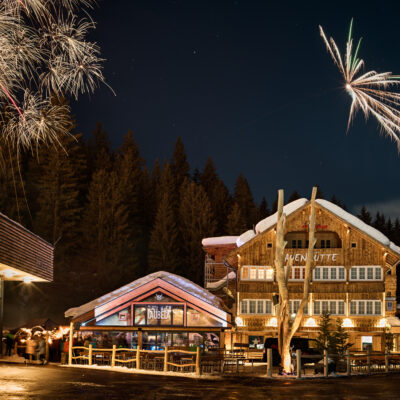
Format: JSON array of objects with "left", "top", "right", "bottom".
[{"left": 69, "top": 345, "right": 200, "bottom": 375}]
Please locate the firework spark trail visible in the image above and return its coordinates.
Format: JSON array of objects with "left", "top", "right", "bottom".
[
  {"left": 320, "top": 19, "right": 400, "bottom": 148},
  {"left": 0, "top": 0, "right": 110, "bottom": 150}
]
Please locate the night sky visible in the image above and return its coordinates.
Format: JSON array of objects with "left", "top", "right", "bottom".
[{"left": 72, "top": 0, "right": 400, "bottom": 218}]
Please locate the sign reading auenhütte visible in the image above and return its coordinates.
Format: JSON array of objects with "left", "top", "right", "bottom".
[
  {"left": 285, "top": 253, "right": 339, "bottom": 262},
  {"left": 147, "top": 306, "right": 172, "bottom": 321}
]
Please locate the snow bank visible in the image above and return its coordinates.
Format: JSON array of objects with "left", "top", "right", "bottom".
[
  {"left": 65, "top": 271, "right": 224, "bottom": 319},
  {"left": 202, "top": 236, "right": 239, "bottom": 247},
  {"left": 61, "top": 364, "right": 221, "bottom": 380},
  {"left": 236, "top": 229, "right": 256, "bottom": 247},
  {"left": 206, "top": 271, "right": 236, "bottom": 290}
]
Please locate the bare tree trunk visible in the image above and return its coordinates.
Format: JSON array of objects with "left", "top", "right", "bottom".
[{"left": 275, "top": 187, "right": 317, "bottom": 373}]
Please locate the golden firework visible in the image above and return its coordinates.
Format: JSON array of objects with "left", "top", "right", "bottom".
[{"left": 320, "top": 20, "right": 400, "bottom": 147}]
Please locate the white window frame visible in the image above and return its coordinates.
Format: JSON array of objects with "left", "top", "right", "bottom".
[
  {"left": 289, "top": 300, "right": 308, "bottom": 315},
  {"left": 313, "top": 266, "right": 346, "bottom": 281},
  {"left": 289, "top": 266, "right": 305, "bottom": 281},
  {"left": 349, "top": 266, "right": 383, "bottom": 281},
  {"left": 313, "top": 300, "right": 346, "bottom": 315},
  {"left": 240, "top": 299, "right": 274, "bottom": 315},
  {"left": 349, "top": 300, "right": 382, "bottom": 316},
  {"left": 241, "top": 266, "right": 274, "bottom": 281}
]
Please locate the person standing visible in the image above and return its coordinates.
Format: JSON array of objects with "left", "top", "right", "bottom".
[
  {"left": 38, "top": 336, "right": 46, "bottom": 364},
  {"left": 5, "top": 333, "right": 14, "bottom": 356}
]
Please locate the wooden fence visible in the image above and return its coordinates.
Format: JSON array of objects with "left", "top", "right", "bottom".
[{"left": 69, "top": 344, "right": 201, "bottom": 375}]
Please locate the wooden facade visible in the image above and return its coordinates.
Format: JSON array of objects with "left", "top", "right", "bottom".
[
  {"left": 203, "top": 200, "right": 400, "bottom": 352},
  {"left": 0, "top": 213, "right": 54, "bottom": 282}
]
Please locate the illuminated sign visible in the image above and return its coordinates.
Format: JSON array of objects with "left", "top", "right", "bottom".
[
  {"left": 285, "top": 253, "right": 339, "bottom": 262},
  {"left": 147, "top": 306, "right": 171, "bottom": 321}
]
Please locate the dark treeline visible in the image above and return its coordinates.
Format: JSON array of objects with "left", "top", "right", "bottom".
[{"left": 2, "top": 125, "right": 399, "bottom": 326}]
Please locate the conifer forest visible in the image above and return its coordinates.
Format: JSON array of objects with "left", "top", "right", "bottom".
[{"left": 2, "top": 122, "right": 399, "bottom": 327}]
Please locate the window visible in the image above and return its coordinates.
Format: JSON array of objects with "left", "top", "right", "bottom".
[
  {"left": 362, "top": 336, "right": 373, "bottom": 351},
  {"left": 321, "top": 240, "right": 325, "bottom": 248},
  {"left": 313, "top": 267, "right": 346, "bottom": 281},
  {"left": 350, "top": 300, "right": 382, "bottom": 315},
  {"left": 241, "top": 266, "right": 274, "bottom": 281},
  {"left": 313, "top": 300, "right": 345, "bottom": 315},
  {"left": 349, "top": 266, "right": 383, "bottom": 281},
  {"left": 289, "top": 300, "right": 308, "bottom": 315},
  {"left": 326, "top": 240, "right": 331, "bottom": 249},
  {"left": 297, "top": 240, "right": 302, "bottom": 248},
  {"left": 240, "top": 299, "right": 273, "bottom": 315},
  {"left": 290, "top": 266, "right": 305, "bottom": 281},
  {"left": 292, "top": 240, "right": 297, "bottom": 248},
  {"left": 351, "top": 242, "right": 357, "bottom": 248},
  {"left": 267, "top": 243, "right": 272, "bottom": 248}
]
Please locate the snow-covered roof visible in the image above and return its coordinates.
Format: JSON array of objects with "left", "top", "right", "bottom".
[
  {"left": 65, "top": 271, "right": 224, "bottom": 319},
  {"left": 236, "top": 197, "right": 400, "bottom": 255},
  {"left": 387, "top": 316, "right": 400, "bottom": 327},
  {"left": 316, "top": 199, "right": 400, "bottom": 255},
  {"left": 202, "top": 236, "right": 238, "bottom": 247},
  {"left": 236, "top": 229, "right": 257, "bottom": 247},
  {"left": 205, "top": 271, "right": 236, "bottom": 290}
]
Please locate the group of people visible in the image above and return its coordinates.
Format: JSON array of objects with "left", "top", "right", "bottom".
[{"left": 24, "top": 335, "right": 47, "bottom": 364}]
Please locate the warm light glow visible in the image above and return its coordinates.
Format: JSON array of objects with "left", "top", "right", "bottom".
[
  {"left": 235, "top": 317, "right": 243, "bottom": 327},
  {"left": 268, "top": 317, "right": 278, "bottom": 327},
  {"left": 342, "top": 318, "right": 354, "bottom": 328},
  {"left": 3, "top": 269, "right": 15, "bottom": 278},
  {"left": 346, "top": 83, "right": 352, "bottom": 90},
  {"left": 305, "top": 317, "right": 317, "bottom": 327},
  {"left": 23, "top": 276, "right": 32, "bottom": 284},
  {"left": 377, "top": 318, "right": 387, "bottom": 328}
]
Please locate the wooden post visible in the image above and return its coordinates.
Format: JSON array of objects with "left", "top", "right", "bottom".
[
  {"left": 14, "top": 340, "right": 18, "bottom": 355},
  {"left": 324, "top": 349, "right": 328, "bottom": 377},
  {"left": 196, "top": 346, "right": 201, "bottom": 376},
  {"left": 164, "top": 346, "right": 168, "bottom": 372},
  {"left": 367, "top": 347, "right": 371, "bottom": 374},
  {"left": 266, "top": 348, "right": 272, "bottom": 377},
  {"left": 68, "top": 322, "right": 73, "bottom": 366},
  {"left": 45, "top": 333, "right": 49, "bottom": 362},
  {"left": 385, "top": 351, "right": 389, "bottom": 372},
  {"left": 88, "top": 344, "right": 92, "bottom": 366},
  {"left": 136, "top": 348, "right": 140, "bottom": 369},
  {"left": 346, "top": 350, "right": 351, "bottom": 376},
  {"left": 296, "top": 349, "right": 301, "bottom": 379},
  {"left": 111, "top": 345, "right": 116, "bottom": 368},
  {"left": 137, "top": 331, "right": 142, "bottom": 349}
]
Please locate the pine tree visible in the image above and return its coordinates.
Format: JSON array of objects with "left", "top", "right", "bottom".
[
  {"left": 358, "top": 206, "right": 372, "bottom": 225},
  {"left": 315, "top": 184, "right": 324, "bottom": 199},
  {"left": 179, "top": 179, "right": 216, "bottom": 284},
  {"left": 148, "top": 163, "right": 181, "bottom": 273},
  {"left": 258, "top": 197, "right": 270, "bottom": 220},
  {"left": 87, "top": 122, "right": 112, "bottom": 173},
  {"left": 315, "top": 312, "right": 333, "bottom": 353},
  {"left": 82, "top": 167, "right": 132, "bottom": 294},
  {"left": 234, "top": 173, "right": 257, "bottom": 229},
  {"left": 116, "top": 130, "right": 149, "bottom": 276},
  {"left": 288, "top": 190, "right": 301, "bottom": 202},
  {"left": 170, "top": 137, "right": 190, "bottom": 189},
  {"left": 331, "top": 318, "right": 351, "bottom": 356},
  {"left": 374, "top": 212, "right": 386, "bottom": 233},
  {"left": 386, "top": 217, "right": 394, "bottom": 240},
  {"left": 200, "top": 157, "right": 231, "bottom": 235},
  {"left": 225, "top": 202, "right": 246, "bottom": 235}
]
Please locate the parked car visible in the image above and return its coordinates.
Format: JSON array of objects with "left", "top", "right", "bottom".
[{"left": 262, "top": 337, "right": 322, "bottom": 365}]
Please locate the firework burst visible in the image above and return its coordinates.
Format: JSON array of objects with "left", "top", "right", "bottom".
[
  {"left": 0, "top": 0, "right": 110, "bottom": 150},
  {"left": 320, "top": 19, "right": 400, "bottom": 147}
]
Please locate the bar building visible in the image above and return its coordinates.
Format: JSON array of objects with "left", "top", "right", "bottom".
[
  {"left": 204, "top": 198, "right": 400, "bottom": 352},
  {"left": 65, "top": 271, "right": 231, "bottom": 350}
]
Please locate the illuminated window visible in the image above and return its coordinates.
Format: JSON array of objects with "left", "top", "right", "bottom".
[
  {"left": 241, "top": 266, "right": 274, "bottom": 281},
  {"left": 250, "top": 268, "right": 257, "bottom": 280}
]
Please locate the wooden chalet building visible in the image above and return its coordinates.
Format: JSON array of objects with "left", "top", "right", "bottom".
[
  {"left": 203, "top": 198, "right": 400, "bottom": 353},
  {"left": 65, "top": 271, "right": 231, "bottom": 350}
]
